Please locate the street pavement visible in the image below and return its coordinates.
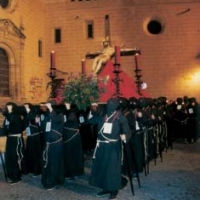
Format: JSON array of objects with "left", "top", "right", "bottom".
[{"left": 0, "top": 140, "right": 200, "bottom": 200}]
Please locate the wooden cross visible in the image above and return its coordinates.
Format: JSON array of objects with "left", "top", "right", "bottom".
[
  {"left": 104, "top": 15, "right": 111, "bottom": 45},
  {"left": 85, "top": 14, "right": 140, "bottom": 59}
]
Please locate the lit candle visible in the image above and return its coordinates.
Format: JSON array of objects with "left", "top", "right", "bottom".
[
  {"left": 51, "top": 51, "right": 55, "bottom": 69},
  {"left": 50, "top": 51, "right": 56, "bottom": 78},
  {"left": 82, "top": 59, "right": 86, "bottom": 74},
  {"left": 135, "top": 53, "right": 140, "bottom": 70},
  {"left": 114, "top": 46, "right": 121, "bottom": 64}
]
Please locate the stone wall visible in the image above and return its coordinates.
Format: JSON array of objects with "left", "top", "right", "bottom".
[{"left": 0, "top": 0, "right": 48, "bottom": 104}]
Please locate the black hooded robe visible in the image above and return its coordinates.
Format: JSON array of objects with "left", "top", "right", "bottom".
[
  {"left": 89, "top": 110, "right": 131, "bottom": 192},
  {"left": 3, "top": 103, "right": 25, "bottom": 182},
  {"left": 41, "top": 110, "right": 65, "bottom": 189},
  {"left": 63, "top": 110, "right": 84, "bottom": 178},
  {"left": 23, "top": 110, "right": 42, "bottom": 176}
]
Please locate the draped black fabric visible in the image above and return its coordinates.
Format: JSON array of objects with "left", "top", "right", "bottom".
[
  {"left": 41, "top": 110, "right": 65, "bottom": 189},
  {"left": 89, "top": 138, "right": 122, "bottom": 191},
  {"left": 130, "top": 130, "right": 144, "bottom": 173},
  {"left": 79, "top": 124, "right": 97, "bottom": 151},
  {"left": 173, "top": 105, "right": 188, "bottom": 140},
  {"left": 24, "top": 124, "right": 42, "bottom": 176},
  {"left": 63, "top": 110, "right": 84, "bottom": 178},
  {"left": 125, "top": 107, "right": 144, "bottom": 173},
  {"left": 5, "top": 136, "right": 24, "bottom": 180},
  {"left": 3, "top": 103, "right": 25, "bottom": 182},
  {"left": 21, "top": 105, "right": 42, "bottom": 176},
  {"left": 186, "top": 100, "right": 198, "bottom": 142}
]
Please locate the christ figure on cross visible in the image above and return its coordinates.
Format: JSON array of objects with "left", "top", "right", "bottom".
[{"left": 92, "top": 40, "right": 115, "bottom": 75}]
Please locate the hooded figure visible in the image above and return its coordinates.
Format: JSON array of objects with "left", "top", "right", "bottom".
[
  {"left": 106, "top": 97, "right": 120, "bottom": 115},
  {"left": 40, "top": 102, "right": 65, "bottom": 190},
  {"left": 118, "top": 97, "right": 129, "bottom": 112},
  {"left": 186, "top": 97, "right": 198, "bottom": 142},
  {"left": 88, "top": 98, "right": 131, "bottom": 200},
  {"left": 173, "top": 97, "right": 188, "bottom": 140},
  {"left": 63, "top": 103, "right": 84, "bottom": 180},
  {"left": 2, "top": 102, "right": 25, "bottom": 184},
  {"left": 128, "top": 97, "right": 138, "bottom": 110},
  {"left": 22, "top": 103, "right": 42, "bottom": 176}
]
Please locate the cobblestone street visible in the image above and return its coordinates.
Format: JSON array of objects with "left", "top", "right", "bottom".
[{"left": 0, "top": 140, "right": 200, "bottom": 200}]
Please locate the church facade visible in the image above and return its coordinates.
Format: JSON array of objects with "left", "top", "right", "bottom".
[{"left": 0, "top": 0, "right": 200, "bottom": 106}]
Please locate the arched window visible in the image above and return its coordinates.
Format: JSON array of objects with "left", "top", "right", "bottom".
[{"left": 0, "top": 48, "right": 9, "bottom": 96}]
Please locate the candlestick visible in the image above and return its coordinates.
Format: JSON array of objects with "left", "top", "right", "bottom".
[
  {"left": 115, "top": 46, "right": 121, "bottom": 64},
  {"left": 50, "top": 69, "right": 56, "bottom": 78},
  {"left": 51, "top": 51, "right": 55, "bottom": 69},
  {"left": 134, "top": 52, "right": 143, "bottom": 95},
  {"left": 81, "top": 59, "right": 86, "bottom": 74}
]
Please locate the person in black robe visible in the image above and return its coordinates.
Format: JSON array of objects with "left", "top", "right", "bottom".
[
  {"left": 21, "top": 103, "right": 42, "bottom": 177},
  {"left": 173, "top": 97, "right": 188, "bottom": 141},
  {"left": 118, "top": 97, "right": 138, "bottom": 188},
  {"left": 63, "top": 103, "right": 84, "bottom": 180},
  {"left": 2, "top": 102, "right": 25, "bottom": 185},
  {"left": 88, "top": 98, "right": 131, "bottom": 200},
  {"left": 40, "top": 102, "right": 65, "bottom": 190},
  {"left": 137, "top": 97, "right": 151, "bottom": 175},
  {"left": 186, "top": 97, "right": 198, "bottom": 143},
  {"left": 128, "top": 97, "right": 144, "bottom": 174}
]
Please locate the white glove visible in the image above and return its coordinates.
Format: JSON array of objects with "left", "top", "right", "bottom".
[
  {"left": 46, "top": 103, "right": 53, "bottom": 112},
  {"left": 7, "top": 105, "right": 12, "bottom": 113},
  {"left": 137, "top": 111, "right": 142, "bottom": 118},
  {"left": 24, "top": 104, "right": 30, "bottom": 113},
  {"left": 65, "top": 103, "right": 70, "bottom": 110},
  {"left": 120, "top": 134, "right": 126, "bottom": 143}
]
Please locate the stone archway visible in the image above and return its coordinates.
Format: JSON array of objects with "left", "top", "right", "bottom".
[{"left": 0, "top": 19, "right": 26, "bottom": 105}]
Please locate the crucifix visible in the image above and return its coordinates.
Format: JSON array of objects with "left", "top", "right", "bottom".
[
  {"left": 86, "top": 15, "right": 140, "bottom": 57},
  {"left": 85, "top": 15, "right": 143, "bottom": 96}
]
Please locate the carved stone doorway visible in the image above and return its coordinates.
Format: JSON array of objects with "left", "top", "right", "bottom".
[{"left": 0, "top": 19, "right": 26, "bottom": 105}]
